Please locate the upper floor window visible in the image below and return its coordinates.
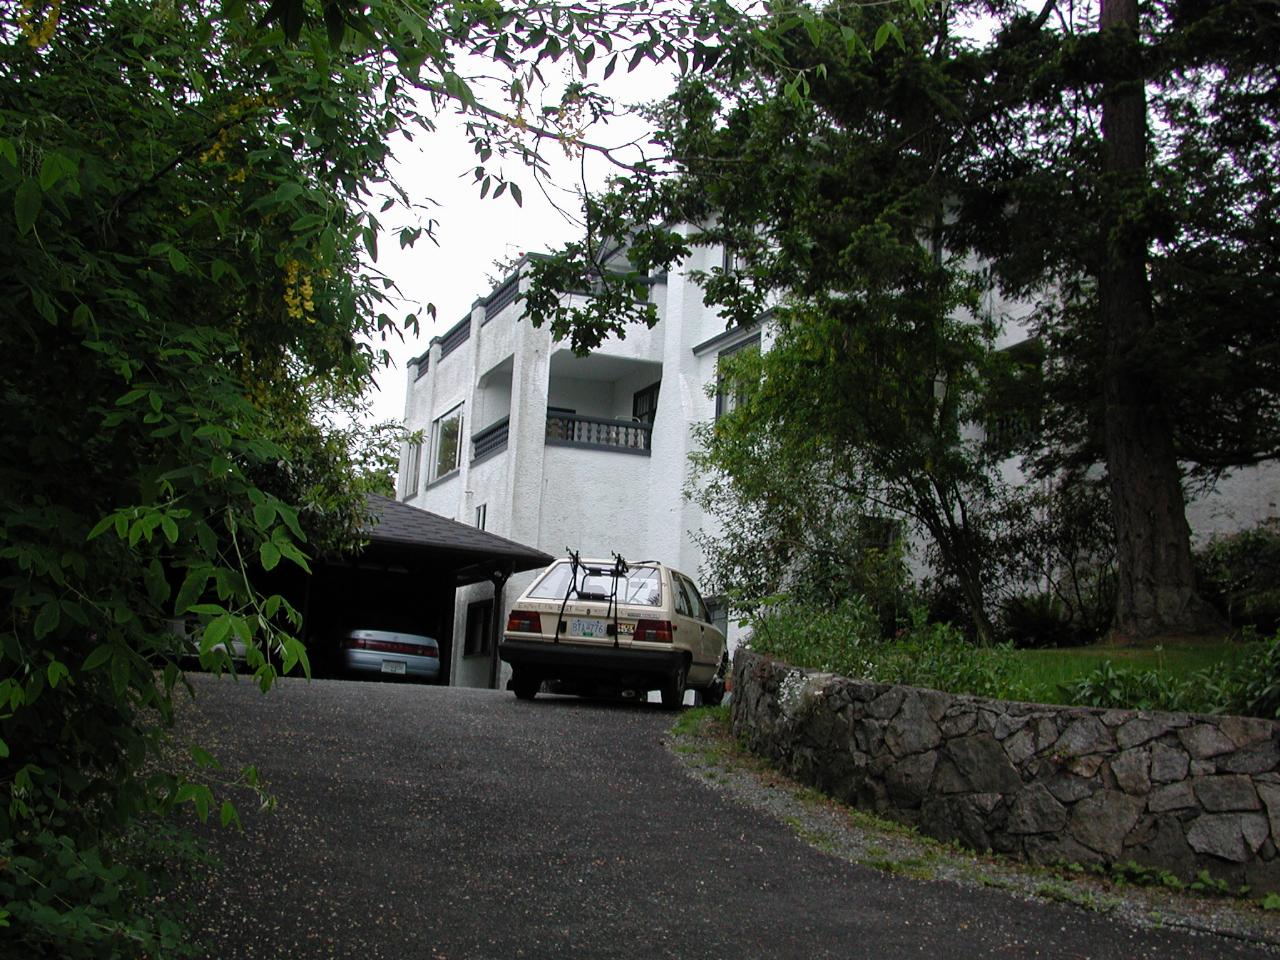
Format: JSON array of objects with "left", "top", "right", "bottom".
[
  {"left": 475, "top": 503, "right": 487, "bottom": 531},
  {"left": 632, "top": 381, "right": 660, "bottom": 426},
  {"left": 403, "top": 441, "right": 423, "bottom": 499},
  {"left": 715, "top": 334, "right": 761, "bottom": 419},
  {"left": 431, "top": 405, "right": 463, "bottom": 481}
]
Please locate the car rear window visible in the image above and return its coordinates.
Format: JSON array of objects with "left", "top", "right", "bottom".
[{"left": 527, "top": 563, "right": 663, "bottom": 607}]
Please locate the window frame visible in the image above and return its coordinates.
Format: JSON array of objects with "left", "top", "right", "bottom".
[
  {"left": 715, "top": 333, "right": 761, "bottom": 419},
  {"left": 430, "top": 404, "right": 464, "bottom": 481}
]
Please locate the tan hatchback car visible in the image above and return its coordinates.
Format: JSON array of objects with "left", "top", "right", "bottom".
[{"left": 500, "top": 556, "right": 728, "bottom": 709}]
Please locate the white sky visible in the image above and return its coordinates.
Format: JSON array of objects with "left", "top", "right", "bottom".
[{"left": 362, "top": 63, "right": 677, "bottom": 426}]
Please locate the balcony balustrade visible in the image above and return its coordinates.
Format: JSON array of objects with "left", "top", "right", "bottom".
[
  {"left": 545, "top": 412, "right": 651, "bottom": 454},
  {"left": 471, "top": 417, "right": 510, "bottom": 463}
]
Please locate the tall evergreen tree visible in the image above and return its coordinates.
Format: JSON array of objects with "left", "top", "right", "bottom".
[{"left": 527, "top": 0, "right": 1280, "bottom": 640}]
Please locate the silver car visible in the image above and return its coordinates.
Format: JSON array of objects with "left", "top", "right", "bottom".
[{"left": 339, "top": 629, "right": 441, "bottom": 682}]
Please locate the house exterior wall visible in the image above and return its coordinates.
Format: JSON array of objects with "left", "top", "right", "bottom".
[
  {"left": 402, "top": 233, "right": 1279, "bottom": 689},
  {"left": 399, "top": 230, "right": 750, "bottom": 688}
]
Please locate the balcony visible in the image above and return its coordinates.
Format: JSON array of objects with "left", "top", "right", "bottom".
[
  {"left": 471, "top": 416, "right": 509, "bottom": 464},
  {"left": 545, "top": 412, "right": 652, "bottom": 455}
]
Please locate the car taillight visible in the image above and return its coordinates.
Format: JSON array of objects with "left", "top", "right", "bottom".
[
  {"left": 506, "top": 610, "right": 541, "bottom": 633},
  {"left": 343, "top": 638, "right": 437, "bottom": 657},
  {"left": 633, "top": 619, "right": 674, "bottom": 643}
]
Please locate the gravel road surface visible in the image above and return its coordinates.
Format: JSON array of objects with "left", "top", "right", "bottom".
[{"left": 177, "top": 674, "right": 1275, "bottom": 959}]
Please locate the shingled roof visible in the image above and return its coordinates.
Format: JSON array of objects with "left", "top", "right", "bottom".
[{"left": 362, "top": 494, "right": 553, "bottom": 576}]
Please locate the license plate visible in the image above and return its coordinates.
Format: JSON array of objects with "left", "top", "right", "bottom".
[
  {"left": 381, "top": 660, "right": 407, "bottom": 675},
  {"left": 570, "top": 618, "right": 606, "bottom": 638}
]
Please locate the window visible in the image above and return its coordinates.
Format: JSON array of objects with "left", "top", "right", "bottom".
[
  {"left": 464, "top": 599, "right": 493, "bottom": 657},
  {"left": 982, "top": 338, "right": 1045, "bottom": 458},
  {"left": 403, "top": 441, "right": 423, "bottom": 499},
  {"left": 527, "top": 562, "right": 663, "bottom": 607},
  {"left": 474, "top": 503, "right": 487, "bottom": 531},
  {"left": 680, "top": 575, "right": 712, "bottom": 623},
  {"left": 632, "top": 381, "right": 660, "bottom": 426},
  {"left": 431, "top": 405, "right": 463, "bottom": 481},
  {"left": 715, "top": 334, "right": 761, "bottom": 419}
]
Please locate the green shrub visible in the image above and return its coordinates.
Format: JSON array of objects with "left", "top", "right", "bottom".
[
  {"left": 1196, "top": 520, "right": 1280, "bottom": 633},
  {"left": 748, "top": 601, "right": 1029, "bottom": 701},
  {"left": 998, "top": 592, "right": 1093, "bottom": 648},
  {"left": 1061, "top": 661, "right": 1198, "bottom": 712}
]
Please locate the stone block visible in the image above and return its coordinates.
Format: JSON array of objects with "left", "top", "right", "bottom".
[
  {"left": 1243, "top": 813, "right": 1270, "bottom": 853},
  {"left": 921, "top": 795, "right": 992, "bottom": 852},
  {"left": 1068, "top": 754, "right": 1104, "bottom": 778},
  {"left": 1257, "top": 782, "right": 1280, "bottom": 842},
  {"left": 1116, "top": 717, "right": 1174, "bottom": 750},
  {"left": 932, "top": 757, "right": 969, "bottom": 795},
  {"left": 1110, "top": 747, "right": 1151, "bottom": 795},
  {"left": 1179, "top": 723, "right": 1237, "bottom": 760},
  {"left": 1004, "top": 728, "right": 1037, "bottom": 766},
  {"left": 1187, "top": 814, "right": 1251, "bottom": 863},
  {"left": 1191, "top": 760, "right": 1216, "bottom": 776},
  {"left": 1218, "top": 741, "right": 1280, "bottom": 776},
  {"left": 1149, "top": 742, "right": 1190, "bottom": 783},
  {"left": 1054, "top": 716, "right": 1116, "bottom": 758},
  {"left": 993, "top": 713, "right": 1031, "bottom": 741},
  {"left": 1007, "top": 783, "right": 1068, "bottom": 835},
  {"left": 1024, "top": 834, "right": 1104, "bottom": 867},
  {"left": 884, "top": 691, "right": 943, "bottom": 757},
  {"left": 1193, "top": 775, "right": 1261, "bottom": 812},
  {"left": 1219, "top": 716, "right": 1276, "bottom": 750},
  {"left": 940, "top": 710, "right": 977, "bottom": 738},
  {"left": 1101, "top": 709, "right": 1131, "bottom": 728},
  {"left": 943, "top": 733, "right": 1024, "bottom": 795},
  {"left": 867, "top": 687, "right": 905, "bottom": 720},
  {"left": 1034, "top": 717, "right": 1061, "bottom": 752},
  {"left": 885, "top": 751, "right": 939, "bottom": 808},
  {"left": 1124, "top": 816, "right": 1197, "bottom": 879},
  {"left": 1044, "top": 770, "right": 1097, "bottom": 804},
  {"left": 1148, "top": 781, "right": 1197, "bottom": 813},
  {"left": 1070, "top": 790, "right": 1145, "bottom": 858},
  {"left": 854, "top": 719, "right": 885, "bottom": 755}
]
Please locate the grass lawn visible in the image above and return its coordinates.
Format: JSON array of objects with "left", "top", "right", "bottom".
[{"left": 1009, "top": 640, "right": 1255, "bottom": 705}]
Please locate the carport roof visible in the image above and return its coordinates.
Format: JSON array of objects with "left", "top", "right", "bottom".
[{"left": 361, "top": 494, "right": 554, "bottom": 582}]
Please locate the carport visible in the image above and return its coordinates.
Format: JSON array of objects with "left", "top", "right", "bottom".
[{"left": 300, "top": 494, "right": 553, "bottom": 686}]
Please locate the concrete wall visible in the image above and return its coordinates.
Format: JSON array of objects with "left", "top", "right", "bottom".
[{"left": 733, "top": 650, "right": 1280, "bottom": 893}]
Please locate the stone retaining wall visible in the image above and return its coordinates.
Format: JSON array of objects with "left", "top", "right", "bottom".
[{"left": 732, "top": 650, "right": 1280, "bottom": 892}]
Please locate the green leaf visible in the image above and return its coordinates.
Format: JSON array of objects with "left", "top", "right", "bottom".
[
  {"left": 82, "top": 644, "right": 113, "bottom": 672},
  {"left": 167, "top": 246, "right": 190, "bottom": 274},
  {"left": 34, "top": 601, "right": 61, "bottom": 640},
  {"left": 39, "top": 152, "right": 77, "bottom": 191},
  {"left": 0, "top": 738, "right": 8, "bottom": 759},
  {"left": 0, "top": 138, "right": 16, "bottom": 167},
  {"left": 46, "top": 660, "right": 70, "bottom": 689},
  {"left": 14, "top": 179, "right": 41, "bottom": 236},
  {"left": 220, "top": 798, "right": 240, "bottom": 829},
  {"left": 259, "top": 541, "right": 281, "bottom": 571}
]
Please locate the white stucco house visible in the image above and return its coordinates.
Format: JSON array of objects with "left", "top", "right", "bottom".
[
  {"left": 398, "top": 229, "right": 764, "bottom": 688},
  {"left": 399, "top": 230, "right": 1279, "bottom": 690}
]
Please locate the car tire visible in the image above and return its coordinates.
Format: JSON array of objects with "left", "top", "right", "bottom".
[
  {"left": 513, "top": 672, "right": 540, "bottom": 701},
  {"left": 661, "top": 661, "right": 687, "bottom": 710},
  {"left": 700, "top": 655, "right": 728, "bottom": 707}
]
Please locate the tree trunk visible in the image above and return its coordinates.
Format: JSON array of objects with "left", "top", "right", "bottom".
[{"left": 1098, "top": 0, "right": 1216, "bottom": 639}]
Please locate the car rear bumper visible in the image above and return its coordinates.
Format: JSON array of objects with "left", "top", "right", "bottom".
[
  {"left": 500, "top": 638, "right": 684, "bottom": 684},
  {"left": 341, "top": 648, "right": 440, "bottom": 681}
]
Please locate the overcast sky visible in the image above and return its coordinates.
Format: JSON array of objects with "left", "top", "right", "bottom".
[{"left": 362, "top": 62, "right": 677, "bottom": 426}]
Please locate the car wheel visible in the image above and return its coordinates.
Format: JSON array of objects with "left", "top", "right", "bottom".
[
  {"left": 513, "top": 672, "right": 540, "bottom": 701},
  {"left": 661, "top": 661, "right": 687, "bottom": 710},
  {"left": 700, "top": 655, "right": 728, "bottom": 707}
]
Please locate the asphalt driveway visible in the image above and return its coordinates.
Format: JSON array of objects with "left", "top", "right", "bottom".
[{"left": 177, "top": 675, "right": 1273, "bottom": 959}]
